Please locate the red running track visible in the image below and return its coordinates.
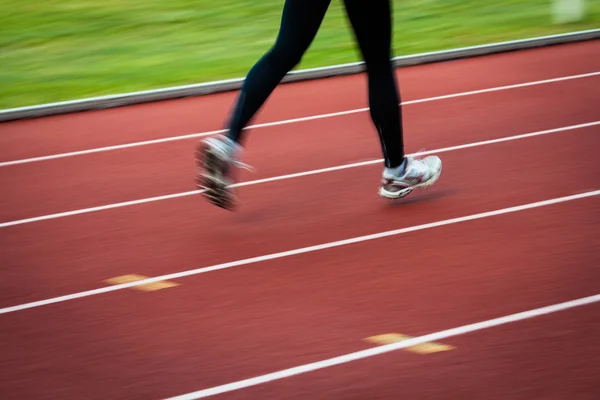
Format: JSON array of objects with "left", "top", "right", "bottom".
[{"left": 0, "top": 40, "right": 599, "bottom": 399}]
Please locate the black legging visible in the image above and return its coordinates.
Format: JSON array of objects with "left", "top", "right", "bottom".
[{"left": 225, "top": 0, "right": 405, "bottom": 168}]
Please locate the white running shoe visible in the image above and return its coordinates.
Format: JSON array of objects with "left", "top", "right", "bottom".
[
  {"left": 195, "top": 134, "right": 251, "bottom": 210},
  {"left": 379, "top": 155, "right": 442, "bottom": 199}
]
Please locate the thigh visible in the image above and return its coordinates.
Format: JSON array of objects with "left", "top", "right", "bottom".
[
  {"left": 273, "top": 0, "right": 332, "bottom": 52},
  {"left": 342, "top": 0, "right": 393, "bottom": 63}
]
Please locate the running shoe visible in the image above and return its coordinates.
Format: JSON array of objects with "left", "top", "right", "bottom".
[
  {"left": 195, "top": 134, "right": 250, "bottom": 210},
  {"left": 379, "top": 155, "right": 442, "bottom": 199}
]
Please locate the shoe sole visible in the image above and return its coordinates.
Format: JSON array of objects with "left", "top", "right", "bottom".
[
  {"left": 379, "top": 165, "right": 442, "bottom": 200},
  {"left": 195, "top": 141, "right": 236, "bottom": 210}
]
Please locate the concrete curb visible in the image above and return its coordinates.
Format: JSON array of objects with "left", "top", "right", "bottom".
[{"left": 1, "top": 28, "right": 599, "bottom": 122}]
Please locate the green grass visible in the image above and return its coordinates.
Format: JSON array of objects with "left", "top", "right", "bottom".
[{"left": 1, "top": 0, "right": 599, "bottom": 109}]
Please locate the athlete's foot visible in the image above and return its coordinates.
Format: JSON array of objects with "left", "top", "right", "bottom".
[
  {"left": 195, "top": 134, "right": 249, "bottom": 210},
  {"left": 379, "top": 154, "right": 442, "bottom": 199}
]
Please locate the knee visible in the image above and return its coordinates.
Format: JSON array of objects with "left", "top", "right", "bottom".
[{"left": 264, "top": 43, "right": 305, "bottom": 71}]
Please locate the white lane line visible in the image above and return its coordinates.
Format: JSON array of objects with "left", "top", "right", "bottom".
[
  {"left": 0, "top": 190, "right": 203, "bottom": 229},
  {"left": 165, "top": 293, "right": 600, "bottom": 399},
  {"left": 1, "top": 71, "right": 598, "bottom": 168},
  {"left": 1, "top": 121, "right": 598, "bottom": 229},
  {"left": 0, "top": 190, "right": 597, "bottom": 316}
]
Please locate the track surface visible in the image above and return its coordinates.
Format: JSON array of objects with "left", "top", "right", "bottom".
[{"left": 1, "top": 40, "right": 599, "bottom": 399}]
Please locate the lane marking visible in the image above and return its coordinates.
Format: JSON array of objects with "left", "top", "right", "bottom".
[
  {"left": 1, "top": 71, "right": 599, "bottom": 168},
  {"left": 0, "top": 189, "right": 597, "bottom": 316},
  {"left": 104, "top": 274, "right": 179, "bottom": 292},
  {"left": 364, "top": 333, "right": 455, "bottom": 354},
  {"left": 1, "top": 120, "right": 598, "bottom": 229},
  {"left": 164, "top": 294, "right": 600, "bottom": 399}
]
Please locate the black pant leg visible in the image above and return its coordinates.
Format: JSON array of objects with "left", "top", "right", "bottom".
[
  {"left": 343, "top": 0, "right": 405, "bottom": 168},
  {"left": 226, "top": 0, "right": 331, "bottom": 144}
]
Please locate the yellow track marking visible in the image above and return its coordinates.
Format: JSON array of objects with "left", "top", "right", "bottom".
[
  {"left": 104, "top": 274, "right": 179, "bottom": 292},
  {"left": 364, "top": 333, "right": 454, "bottom": 354}
]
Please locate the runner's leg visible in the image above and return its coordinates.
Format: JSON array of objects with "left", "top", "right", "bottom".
[
  {"left": 343, "top": 0, "right": 405, "bottom": 169},
  {"left": 227, "top": 0, "right": 332, "bottom": 145}
]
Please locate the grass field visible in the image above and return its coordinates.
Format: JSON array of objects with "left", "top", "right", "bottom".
[{"left": 1, "top": 0, "right": 599, "bottom": 109}]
